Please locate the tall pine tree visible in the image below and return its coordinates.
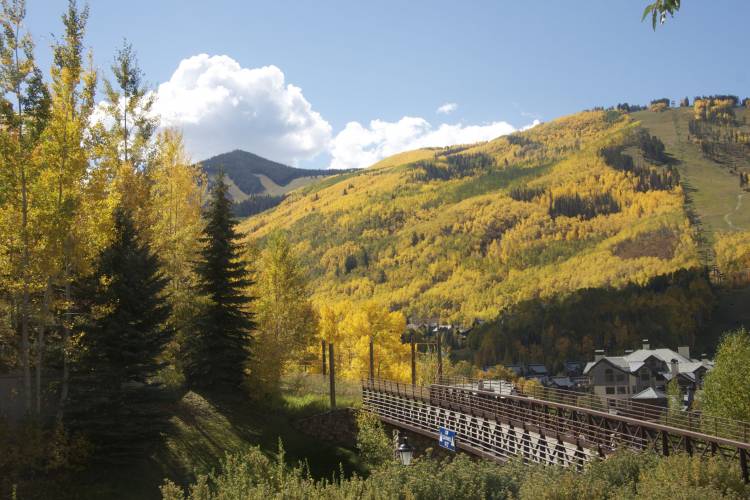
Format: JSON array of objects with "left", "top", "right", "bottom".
[
  {"left": 183, "top": 173, "right": 253, "bottom": 392},
  {"left": 67, "top": 207, "right": 172, "bottom": 461}
]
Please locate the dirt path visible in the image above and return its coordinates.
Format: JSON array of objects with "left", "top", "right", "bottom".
[{"left": 724, "top": 193, "right": 746, "bottom": 229}]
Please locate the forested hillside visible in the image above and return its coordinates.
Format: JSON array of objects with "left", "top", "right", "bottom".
[{"left": 241, "top": 110, "right": 702, "bottom": 349}]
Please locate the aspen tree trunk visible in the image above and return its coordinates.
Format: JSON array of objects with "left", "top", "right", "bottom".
[
  {"left": 19, "top": 117, "right": 32, "bottom": 415},
  {"left": 58, "top": 262, "right": 72, "bottom": 420},
  {"left": 36, "top": 281, "right": 52, "bottom": 414}
]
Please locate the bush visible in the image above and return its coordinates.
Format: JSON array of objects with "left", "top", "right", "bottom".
[
  {"left": 0, "top": 420, "right": 90, "bottom": 499},
  {"left": 636, "top": 454, "right": 748, "bottom": 499},
  {"left": 355, "top": 410, "right": 393, "bottom": 469},
  {"left": 162, "top": 445, "right": 749, "bottom": 500}
]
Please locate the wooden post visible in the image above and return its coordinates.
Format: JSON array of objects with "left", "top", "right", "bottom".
[
  {"left": 410, "top": 333, "right": 416, "bottom": 385},
  {"left": 329, "top": 343, "right": 336, "bottom": 409},
  {"left": 321, "top": 340, "right": 327, "bottom": 376},
  {"left": 661, "top": 431, "right": 670, "bottom": 456},
  {"left": 369, "top": 336, "right": 374, "bottom": 380},
  {"left": 436, "top": 331, "right": 443, "bottom": 383},
  {"left": 740, "top": 448, "right": 748, "bottom": 484}
]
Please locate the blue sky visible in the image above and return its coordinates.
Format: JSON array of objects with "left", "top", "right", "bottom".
[{"left": 28, "top": 1, "right": 750, "bottom": 168}]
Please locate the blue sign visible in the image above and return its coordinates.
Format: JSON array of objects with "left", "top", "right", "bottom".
[{"left": 439, "top": 427, "right": 456, "bottom": 451}]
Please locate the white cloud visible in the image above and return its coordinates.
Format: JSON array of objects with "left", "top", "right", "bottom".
[
  {"left": 141, "top": 54, "right": 540, "bottom": 169},
  {"left": 153, "top": 54, "right": 332, "bottom": 163},
  {"left": 521, "top": 119, "right": 542, "bottom": 131},
  {"left": 329, "top": 117, "right": 537, "bottom": 169},
  {"left": 436, "top": 102, "right": 458, "bottom": 115}
]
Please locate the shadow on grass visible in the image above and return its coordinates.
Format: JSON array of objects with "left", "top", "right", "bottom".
[{"left": 69, "top": 388, "right": 364, "bottom": 500}]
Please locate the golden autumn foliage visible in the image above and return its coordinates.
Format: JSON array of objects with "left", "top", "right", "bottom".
[
  {"left": 248, "top": 232, "right": 317, "bottom": 397},
  {"left": 241, "top": 110, "right": 699, "bottom": 325},
  {"left": 714, "top": 231, "right": 750, "bottom": 284},
  {"left": 315, "top": 300, "right": 409, "bottom": 381},
  {"left": 694, "top": 97, "right": 737, "bottom": 123}
]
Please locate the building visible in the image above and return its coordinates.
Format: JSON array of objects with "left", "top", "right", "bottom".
[
  {"left": 525, "top": 363, "right": 549, "bottom": 383},
  {"left": 582, "top": 340, "right": 712, "bottom": 402}
]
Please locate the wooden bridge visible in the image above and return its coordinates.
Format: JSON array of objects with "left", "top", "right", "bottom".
[{"left": 362, "top": 377, "right": 750, "bottom": 481}]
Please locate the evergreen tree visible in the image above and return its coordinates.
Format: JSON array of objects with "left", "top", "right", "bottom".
[
  {"left": 183, "top": 173, "right": 254, "bottom": 392},
  {"left": 67, "top": 207, "right": 172, "bottom": 461}
]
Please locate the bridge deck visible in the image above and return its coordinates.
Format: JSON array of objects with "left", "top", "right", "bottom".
[{"left": 362, "top": 378, "right": 749, "bottom": 482}]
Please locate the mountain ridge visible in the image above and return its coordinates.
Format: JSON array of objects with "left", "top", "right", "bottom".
[{"left": 200, "top": 149, "right": 353, "bottom": 199}]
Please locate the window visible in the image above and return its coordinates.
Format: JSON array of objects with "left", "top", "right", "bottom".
[
  {"left": 604, "top": 369, "right": 614, "bottom": 383},
  {"left": 640, "top": 371, "right": 650, "bottom": 382},
  {"left": 632, "top": 386, "right": 637, "bottom": 394},
  {"left": 617, "top": 386, "right": 627, "bottom": 394},
  {"left": 605, "top": 387, "right": 615, "bottom": 395},
  {"left": 616, "top": 373, "right": 625, "bottom": 382}
]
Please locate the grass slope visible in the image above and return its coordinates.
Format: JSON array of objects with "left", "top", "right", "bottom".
[
  {"left": 633, "top": 108, "right": 750, "bottom": 237},
  {"left": 74, "top": 389, "right": 363, "bottom": 500}
]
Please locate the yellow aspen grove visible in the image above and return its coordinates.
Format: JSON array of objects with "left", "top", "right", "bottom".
[
  {"left": 37, "top": 0, "right": 98, "bottom": 417},
  {"left": 150, "top": 129, "right": 206, "bottom": 289},
  {"left": 90, "top": 40, "right": 158, "bottom": 237},
  {"left": 147, "top": 129, "right": 207, "bottom": 384},
  {"left": 249, "top": 232, "right": 317, "bottom": 398},
  {"left": 314, "top": 300, "right": 409, "bottom": 381},
  {"left": 0, "top": 0, "right": 51, "bottom": 413}
]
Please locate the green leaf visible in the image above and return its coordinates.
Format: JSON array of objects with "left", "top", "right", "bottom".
[{"left": 641, "top": 4, "right": 655, "bottom": 22}]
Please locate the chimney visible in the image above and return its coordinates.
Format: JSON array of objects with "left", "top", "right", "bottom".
[
  {"left": 624, "top": 349, "right": 634, "bottom": 355},
  {"left": 642, "top": 339, "right": 650, "bottom": 350},
  {"left": 678, "top": 346, "right": 690, "bottom": 359},
  {"left": 670, "top": 358, "right": 680, "bottom": 378},
  {"left": 594, "top": 349, "right": 605, "bottom": 362}
]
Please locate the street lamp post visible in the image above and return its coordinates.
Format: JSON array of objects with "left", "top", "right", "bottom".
[{"left": 397, "top": 436, "right": 415, "bottom": 466}]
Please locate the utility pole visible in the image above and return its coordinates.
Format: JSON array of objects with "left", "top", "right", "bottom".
[
  {"left": 436, "top": 330, "right": 443, "bottom": 383},
  {"left": 329, "top": 343, "right": 336, "bottom": 409},
  {"left": 321, "top": 340, "right": 327, "bottom": 376},
  {"left": 369, "top": 336, "right": 375, "bottom": 380},
  {"left": 410, "top": 333, "right": 416, "bottom": 385}
]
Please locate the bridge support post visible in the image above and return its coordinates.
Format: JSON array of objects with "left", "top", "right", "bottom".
[
  {"left": 329, "top": 343, "right": 336, "bottom": 409},
  {"left": 410, "top": 334, "right": 416, "bottom": 385},
  {"left": 740, "top": 448, "right": 748, "bottom": 484},
  {"left": 661, "top": 431, "right": 670, "bottom": 456}
]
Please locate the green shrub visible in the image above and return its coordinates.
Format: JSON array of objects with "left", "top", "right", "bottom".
[
  {"left": 161, "top": 440, "right": 748, "bottom": 500},
  {"left": 355, "top": 410, "right": 393, "bottom": 470}
]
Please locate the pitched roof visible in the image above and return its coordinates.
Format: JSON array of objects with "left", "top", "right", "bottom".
[
  {"left": 549, "top": 377, "right": 575, "bottom": 388},
  {"left": 526, "top": 364, "right": 548, "bottom": 374},
  {"left": 582, "top": 356, "right": 630, "bottom": 375},
  {"left": 625, "top": 348, "right": 691, "bottom": 364},
  {"left": 632, "top": 387, "right": 667, "bottom": 400},
  {"left": 584, "top": 348, "right": 712, "bottom": 377},
  {"left": 627, "top": 361, "right": 645, "bottom": 373},
  {"left": 677, "top": 362, "right": 705, "bottom": 374}
]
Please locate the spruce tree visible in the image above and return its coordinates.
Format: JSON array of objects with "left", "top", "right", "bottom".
[
  {"left": 67, "top": 207, "right": 172, "bottom": 461},
  {"left": 183, "top": 173, "right": 254, "bottom": 392}
]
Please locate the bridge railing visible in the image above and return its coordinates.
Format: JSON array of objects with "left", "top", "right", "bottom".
[
  {"left": 438, "top": 375, "right": 750, "bottom": 444},
  {"left": 362, "top": 378, "right": 430, "bottom": 402},
  {"left": 364, "top": 377, "right": 635, "bottom": 451}
]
